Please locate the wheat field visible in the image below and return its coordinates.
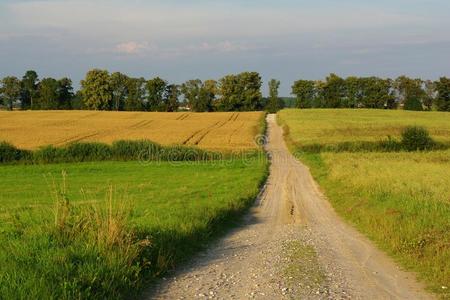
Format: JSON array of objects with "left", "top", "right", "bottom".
[{"left": 0, "top": 111, "right": 264, "bottom": 151}]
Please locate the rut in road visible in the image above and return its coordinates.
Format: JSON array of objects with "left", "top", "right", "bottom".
[{"left": 146, "top": 114, "right": 432, "bottom": 300}]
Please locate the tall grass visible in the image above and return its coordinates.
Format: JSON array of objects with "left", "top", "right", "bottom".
[
  {"left": 0, "top": 140, "right": 221, "bottom": 165},
  {"left": 0, "top": 172, "right": 151, "bottom": 299}
]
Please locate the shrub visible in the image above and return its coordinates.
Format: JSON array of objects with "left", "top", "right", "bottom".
[
  {"left": 112, "top": 140, "right": 162, "bottom": 161},
  {"left": 404, "top": 98, "right": 423, "bottom": 111},
  {"left": 65, "top": 142, "right": 113, "bottom": 162},
  {"left": 401, "top": 126, "right": 435, "bottom": 151},
  {"left": 0, "top": 141, "right": 29, "bottom": 162},
  {"left": 33, "top": 145, "right": 65, "bottom": 164}
]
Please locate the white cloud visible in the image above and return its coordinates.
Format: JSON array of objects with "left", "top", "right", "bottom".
[{"left": 114, "top": 41, "right": 152, "bottom": 55}]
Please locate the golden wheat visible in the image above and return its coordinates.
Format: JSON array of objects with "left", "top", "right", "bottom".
[{"left": 0, "top": 110, "right": 264, "bottom": 151}]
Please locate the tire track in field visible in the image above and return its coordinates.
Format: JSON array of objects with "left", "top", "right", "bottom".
[
  {"left": 192, "top": 120, "right": 229, "bottom": 145},
  {"left": 180, "top": 113, "right": 191, "bottom": 120},
  {"left": 176, "top": 113, "right": 190, "bottom": 120},
  {"left": 227, "top": 121, "right": 245, "bottom": 145},
  {"left": 193, "top": 113, "right": 238, "bottom": 146},
  {"left": 129, "top": 120, "right": 153, "bottom": 129},
  {"left": 54, "top": 132, "right": 100, "bottom": 146}
]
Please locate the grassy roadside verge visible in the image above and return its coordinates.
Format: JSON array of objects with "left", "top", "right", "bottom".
[{"left": 278, "top": 111, "right": 450, "bottom": 298}]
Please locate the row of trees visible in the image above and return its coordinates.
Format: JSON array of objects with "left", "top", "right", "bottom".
[
  {"left": 3, "top": 70, "right": 448, "bottom": 112},
  {"left": 0, "top": 71, "right": 75, "bottom": 110},
  {"left": 0, "top": 69, "right": 273, "bottom": 112},
  {"left": 292, "top": 74, "right": 450, "bottom": 111}
]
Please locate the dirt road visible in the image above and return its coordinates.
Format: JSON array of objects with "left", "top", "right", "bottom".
[{"left": 147, "top": 114, "right": 432, "bottom": 299}]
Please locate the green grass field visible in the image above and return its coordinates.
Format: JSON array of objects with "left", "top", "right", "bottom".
[
  {"left": 0, "top": 158, "right": 267, "bottom": 299},
  {"left": 278, "top": 109, "right": 450, "bottom": 297},
  {"left": 279, "top": 109, "right": 450, "bottom": 146}
]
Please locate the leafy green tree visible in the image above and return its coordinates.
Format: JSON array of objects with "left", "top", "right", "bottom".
[
  {"left": 125, "top": 77, "right": 146, "bottom": 111},
  {"left": 110, "top": 72, "right": 129, "bottom": 111},
  {"left": 200, "top": 79, "right": 217, "bottom": 112},
  {"left": 292, "top": 80, "right": 315, "bottom": 108},
  {"left": 164, "top": 84, "right": 180, "bottom": 112},
  {"left": 146, "top": 77, "right": 167, "bottom": 111},
  {"left": 80, "top": 69, "right": 112, "bottom": 110},
  {"left": 313, "top": 80, "right": 326, "bottom": 107},
  {"left": 239, "top": 72, "right": 263, "bottom": 111},
  {"left": 395, "top": 76, "right": 425, "bottom": 110},
  {"left": 423, "top": 80, "right": 436, "bottom": 111},
  {"left": 20, "top": 70, "right": 39, "bottom": 109},
  {"left": 0, "top": 76, "right": 21, "bottom": 110},
  {"left": 217, "top": 72, "right": 262, "bottom": 111},
  {"left": 435, "top": 77, "right": 450, "bottom": 111},
  {"left": 71, "top": 91, "right": 84, "bottom": 110},
  {"left": 360, "top": 77, "right": 395, "bottom": 109},
  {"left": 181, "top": 79, "right": 216, "bottom": 112},
  {"left": 57, "top": 78, "right": 74, "bottom": 109},
  {"left": 344, "top": 76, "right": 362, "bottom": 108},
  {"left": 322, "top": 73, "right": 346, "bottom": 108},
  {"left": 217, "top": 74, "right": 240, "bottom": 111},
  {"left": 266, "top": 79, "right": 282, "bottom": 113},
  {"left": 37, "top": 78, "right": 59, "bottom": 109},
  {"left": 181, "top": 79, "right": 202, "bottom": 111}
]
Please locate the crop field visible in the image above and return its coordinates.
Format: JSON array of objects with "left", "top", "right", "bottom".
[
  {"left": 0, "top": 111, "right": 264, "bottom": 151},
  {"left": 278, "top": 109, "right": 450, "bottom": 296},
  {"left": 0, "top": 159, "right": 267, "bottom": 299},
  {"left": 279, "top": 109, "right": 450, "bottom": 147}
]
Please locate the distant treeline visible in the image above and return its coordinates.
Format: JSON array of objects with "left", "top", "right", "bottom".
[
  {"left": 1, "top": 70, "right": 449, "bottom": 112},
  {"left": 0, "top": 70, "right": 283, "bottom": 112},
  {"left": 292, "top": 74, "right": 450, "bottom": 111}
]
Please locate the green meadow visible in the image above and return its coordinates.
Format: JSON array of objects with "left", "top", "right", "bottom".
[{"left": 0, "top": 159, "right": 267, "bottom": 299}]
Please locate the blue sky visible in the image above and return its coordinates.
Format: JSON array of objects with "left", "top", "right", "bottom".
[{"left": 1, "top": 0, "right": 449, "bottom": 95}]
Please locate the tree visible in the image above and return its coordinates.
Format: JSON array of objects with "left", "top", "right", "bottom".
[
  {"left": 57, "top": 78, "right": 74, "bottom": 109},
  {"left": 0, "top": 76, "right": 21, "bottom": 110},
  {"left": 80, "top": 69, "right": 112, "bottom": 110},
  {"left": 146, "top": 77, "right": 167, "bottom": 111},
  {"left": 292, "top": 80, "right": 315, "bottom": 108},
  {"left": 239, "top": 72, "right": 263, "bottom": 111},
  {"left": 181, "top": 79, "right": 202, "bottom": 111},
  {"left": 322, "top": 73, "right": 346, "bottom": 108},
  {"left": 217, "top": 74, "right": 241, "bottom": 111},
  {"left": 20, "top": 70, "right": 39, "bottom": 109},
  {"left": 200, "top": 79, "right": 217, "bottom": 112},
  {"left": 125, "top": 77, "right": 146, "bottom": 111},
  {"left": 164, "top": 84, "right": 180, "bottom": 112},
  {"left": 37, "top": 78, "right": 59, "bottom": 109},
  {"left": 110, "top": 72, "right": 129, "bottom": 111},
  {"left": 181, "top": 79, "right": 216, "bottom": 112},
  {"left": 435, "top": 77, "right": 450, "bottom": 111},
  {"left": 360, "top": 77, "right": 395, "bottom": 109},
  {"left": 344, "top": 76, "right": 362, "bottom": 108},
  {"left": 216, "top": 72, "right": 262, "bottom": 111},
  {"left": 266, "top": 79, "right": 282, "bottom": 113},
  {"left": 423, "top": 80, "right": 436, "bottom": 111},
  {"left": 395, "top": 76, "right": 425, "bottom": 110}
]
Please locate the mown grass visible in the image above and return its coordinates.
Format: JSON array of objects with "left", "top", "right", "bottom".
[
  {"left": 0, "top": 158, "right": 268, "bottom": 299},
  {"left": 278, "top": 109, "right": 450, "bottom": 298}
]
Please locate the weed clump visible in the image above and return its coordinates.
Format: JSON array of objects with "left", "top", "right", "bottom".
[
  {"left": 0, "top": 141, "right": 30, "bottom": 162},
  {"left": 401, "top": 126, "right": 435, "bottom": 151}
]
